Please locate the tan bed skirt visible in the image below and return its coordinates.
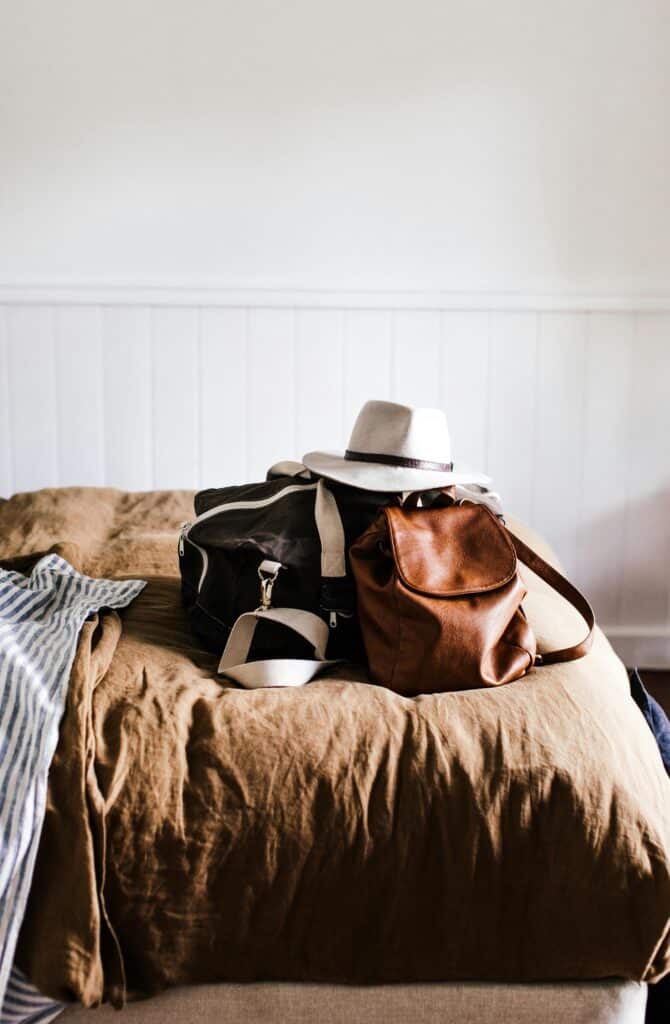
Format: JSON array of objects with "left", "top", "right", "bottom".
[{"left": 60, "top": 981, "right": 647, "bottom": 1023}]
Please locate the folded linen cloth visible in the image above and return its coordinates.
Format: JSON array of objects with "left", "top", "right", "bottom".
[{"left": 0, "top": 555, "right": 145, "bottom": 1024}]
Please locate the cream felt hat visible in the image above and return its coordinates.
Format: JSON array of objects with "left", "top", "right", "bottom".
[{"left": 303, "top": 400, "right": 490, "bottom": 493}]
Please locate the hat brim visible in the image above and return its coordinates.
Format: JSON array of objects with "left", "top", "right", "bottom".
[{"left": 302, "top": 451, "right": 490, "bottom": 493}]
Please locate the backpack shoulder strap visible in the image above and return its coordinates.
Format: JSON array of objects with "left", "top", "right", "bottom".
[{"left": 506, "top": 529, "right": 595, "bottom": 666}]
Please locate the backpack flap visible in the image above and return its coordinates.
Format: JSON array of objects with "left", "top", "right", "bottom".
[{"left": 385, "top": 503, "right": 517, "bottom": 596}]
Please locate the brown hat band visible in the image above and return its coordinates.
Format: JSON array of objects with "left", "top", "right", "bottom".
[{"left": 345, "top": 450, "right": 454, "bottom": 472}]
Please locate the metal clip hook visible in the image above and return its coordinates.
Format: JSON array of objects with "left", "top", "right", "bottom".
[{"left": 256, "top": 561, "right": 283, "bottom": 611}]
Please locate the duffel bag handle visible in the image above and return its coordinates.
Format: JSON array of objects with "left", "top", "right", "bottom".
[
  {"left": 266, "top": 465, "right": 347, "bottom": 579},
  {"left": 266, "top": 460, "right": 314, "bottom": 480},
  {"left": 315, "top": 479, "right": 347, "bottom": 578},
  {"left": 402, "top": 485, "right": 503, "bottom": 516},
  {"left": 217, "top": 606, "right": 341, "bottom": 688}
]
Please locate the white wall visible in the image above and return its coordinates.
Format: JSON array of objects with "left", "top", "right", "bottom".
[{"left": 1, "top": 0, "right": 670, "bottom": 294}]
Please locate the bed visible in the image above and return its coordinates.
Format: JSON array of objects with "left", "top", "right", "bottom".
[{"left": 1, "top": 487, "right": 669, "bottom": 1023}]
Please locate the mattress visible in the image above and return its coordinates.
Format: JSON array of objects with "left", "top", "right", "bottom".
[
  {"left": 59, "top": 980, "right": 647, "bottom": 1024},
  {"left": 0, "top": 488, "right": 668, "bottom": 1009}
]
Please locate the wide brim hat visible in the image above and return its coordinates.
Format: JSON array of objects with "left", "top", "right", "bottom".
[{"left": 303, "top": 400, "right": 490, "bottom": 493}]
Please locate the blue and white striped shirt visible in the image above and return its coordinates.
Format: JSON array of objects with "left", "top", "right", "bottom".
[{"left": 0, "top": 554, "right": 145, "bottom": 1024}]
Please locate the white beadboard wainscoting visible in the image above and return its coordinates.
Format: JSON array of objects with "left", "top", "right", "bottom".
[{"left": 0, "top": 292, "right": 669, "bottom": 667}]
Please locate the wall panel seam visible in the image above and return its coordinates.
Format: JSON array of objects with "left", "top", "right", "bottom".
[
  {"left": 483, "top": 313, "right": 492, "bottom": 477},
  {"left": 196, "top": 308, "right": 203, "bottom": 489},
  {"left": 52, "top": 307, "right": 61, "bottom": 487},
  {"left": 2, "top": 307, "right": 14, "bottom": 496},
  {"left": 618, "top": 313, "right": 637, "bottom": 627},
  {"left": 96, "top": 307, "right": 105, "bottom": 485},
  {"left": 149, "top": 308, "right": 156, "bottom": 489},
  {"left": 243, "top": 309, "right": 250, "bottom": 481},
  {"left": 574, "top": 314, "right": 589, "bottom": 582}
]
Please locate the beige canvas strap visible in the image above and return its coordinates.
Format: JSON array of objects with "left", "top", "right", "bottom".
[{"left": 217, "top": 607, "right": 341, "bottom": 688}]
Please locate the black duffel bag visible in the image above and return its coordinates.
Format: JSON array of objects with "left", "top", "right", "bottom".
[{"left": 178, "top": 466, "right": 394, "bottom": 686}]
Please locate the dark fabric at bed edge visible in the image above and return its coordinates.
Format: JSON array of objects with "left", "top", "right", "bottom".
[
  {"left": 629, "top": 670, "right": 670, "bottom": 1024},
  {"left": 630, "top": 670, "right": 670, "bottom": 776},
  {"left": 2, "top": 488, "right": 670, "bottom": 1006}
]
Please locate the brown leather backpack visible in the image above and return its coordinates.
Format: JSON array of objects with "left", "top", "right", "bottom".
[{"left": 349, "top": 498, "right": 594, "bottom": 695}]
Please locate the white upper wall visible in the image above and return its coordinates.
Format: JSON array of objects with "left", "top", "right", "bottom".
[{"left": 1, "top": 0, "right": 669, "bottom": 293}]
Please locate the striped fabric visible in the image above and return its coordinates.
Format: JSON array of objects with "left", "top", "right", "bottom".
[
  {"left": 1, "top": 970, "right": 62, "bottom": 1024},
  {"left": 0, "top": 555, "right": 146, "bottom": 1024}
]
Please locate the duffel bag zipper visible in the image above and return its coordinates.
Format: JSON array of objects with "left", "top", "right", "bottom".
[
  {"left": 178, "top": 482, "right": 319, "bottom": 594},
  {"left": 178, "top": 525, "right": 210, "bottom": 591},
  {"left": 326, "top": 608, "right": 354, "bottom": 628}
]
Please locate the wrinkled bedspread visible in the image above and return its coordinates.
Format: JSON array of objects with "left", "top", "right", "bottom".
[{"left": 0, "top": 487, "right": 669, "bottom": 1006}]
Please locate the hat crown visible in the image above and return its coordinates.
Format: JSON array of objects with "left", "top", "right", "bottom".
[{"left": 347, "top": 400, "right": 452, "bottom": 464}]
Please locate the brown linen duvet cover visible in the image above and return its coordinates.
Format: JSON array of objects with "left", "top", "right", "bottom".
[{"left": 0, "top": 487, "right": 669, "bottom": 1008}]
